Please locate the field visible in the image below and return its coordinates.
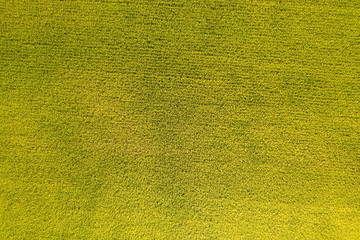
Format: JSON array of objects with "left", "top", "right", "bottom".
[{"left": 1, "top": 0, "right": 360, "bottom": 239}]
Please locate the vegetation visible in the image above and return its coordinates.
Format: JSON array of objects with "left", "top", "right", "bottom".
[{"left": 1, "top": 0, "right": 359, "bottom": 239}]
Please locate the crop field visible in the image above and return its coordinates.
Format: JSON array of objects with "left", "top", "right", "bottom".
[{"left": 1, "top": 0, "right": 360, "bottom": 239}]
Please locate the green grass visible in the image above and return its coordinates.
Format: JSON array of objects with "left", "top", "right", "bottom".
[{"left": 1, "top": 0, "right": 360, "bottom": 239}]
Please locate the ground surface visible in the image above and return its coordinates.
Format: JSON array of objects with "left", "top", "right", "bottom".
[{"left": 1, "top": 0, "right": 360, "bottom": 239}]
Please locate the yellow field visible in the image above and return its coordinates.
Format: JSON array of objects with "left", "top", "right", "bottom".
[{"left": 1, "top": 0, "right": 360, "bottom": 239}]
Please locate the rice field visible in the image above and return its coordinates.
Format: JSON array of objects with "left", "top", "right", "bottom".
[{"left": 1, "top": 0, "right": 360, "bottom": 239}]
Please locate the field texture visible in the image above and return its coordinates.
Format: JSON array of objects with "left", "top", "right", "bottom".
[{"left": 1, "top": 0, "right": 360, "bottom": 239}]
